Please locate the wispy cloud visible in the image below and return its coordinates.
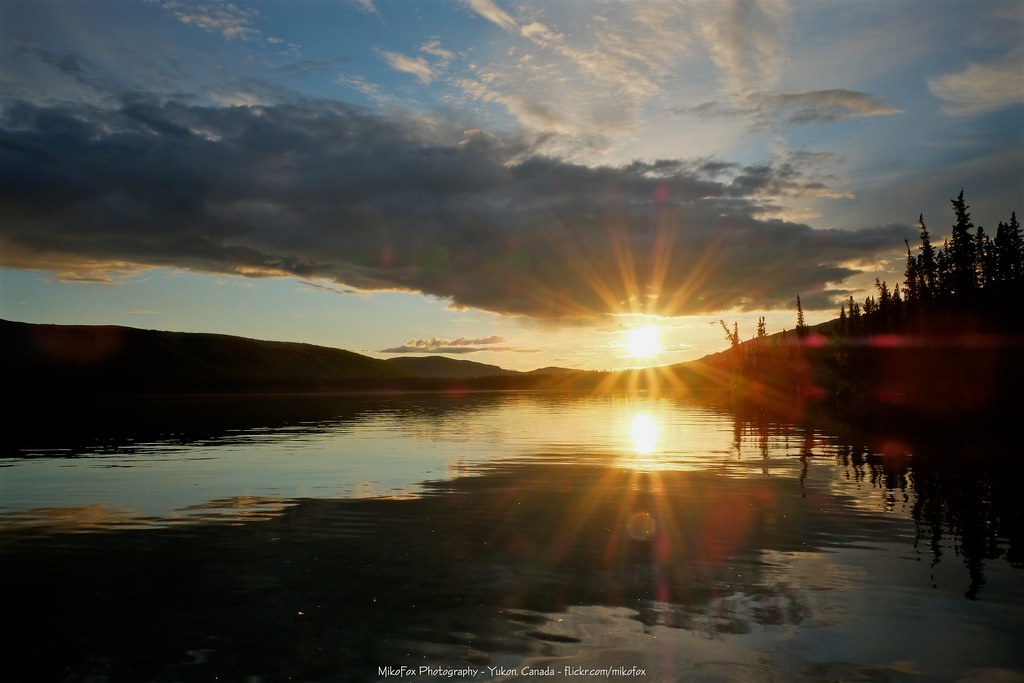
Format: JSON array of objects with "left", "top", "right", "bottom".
[
  {"left": 928, "top": 47, "right": 1024, "bottom": 117},
  {"left": 382, "top": 335, "right": 511, "bottom": 354},
  {"left": 208, "top": 90, "right": 269, "bottom": 107},
  {"left": 159, "top": 1, "right": 262, "bottom": 41},
  {"left": 700, "top": 0, "right": 790, "bottom": 94},
  {"left": 456, "top": 75, "right": 575, "bottom": 134},
  {"left": 420, "top": 39, "right": 454, "bottom": 63},
  {"left": 11, "top": 44, "right": 92, "bottom": 81},
  {"left": 465, "top": 2, "right": 688, "bottom": 99},
  {"left": 300, "top": 280, "right": 357, "bottom": 295},
  {"left": 335, "top": 73, "right": 391, "bottom": 105},
  {"left": 350, "top": 0, "right": 378, "bottom": 15},
  {"left": 453, "top": 2, "right": 693, "bottom": 155},
  {"left": 379, "top": 50, "right": 436, "bottom": 84},
  {"left": 677, "top": 89, "right": 903, "bottom": 128},
  {"left": 264, "top": 58, "right": 344, "bottom": 76},
  {"left": 464, "top": 0, "right": 517, "bottom": 32}
]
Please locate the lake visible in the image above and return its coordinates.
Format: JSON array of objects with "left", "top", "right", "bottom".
[{"left": 2, "top": 392, "right": 1022, "bottom": 682}]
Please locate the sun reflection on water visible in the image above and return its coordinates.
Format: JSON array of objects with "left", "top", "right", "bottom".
[
  {"left": 623, "top": 412, "right": 675, "bottom": 471},
  {"left": 631, "top": 413, "right": 659, "bottom": 455}
]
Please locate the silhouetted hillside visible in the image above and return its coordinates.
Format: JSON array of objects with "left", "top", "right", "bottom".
[
  {"left": 675, "top": 299, "right": 1024, "bottom": 424},
  {"left": 526, "top": 366, "right": 579, "bottom": 376},
  {"left": 1, "top": 320, "right": 412, "bottom": 394},
  {"left": 384, "top": 355, "right": 518, "bottom": 378},
  {"left": 1, "top": 321, "right": 580, "bottom": 394}
]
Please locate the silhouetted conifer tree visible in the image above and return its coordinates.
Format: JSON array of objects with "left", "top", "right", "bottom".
[
  {"left": 864, "top": 295, "right": 877, "bottom": 318},
  {"left": 876, "top": 279, "right": 891, "bottom": 308},
  {"left": 796, "top": 295, "right": 807, "bottom": 338},
  {"left": 1007, "top": 212, "right": 1023, "bottom": 281},
  {"left": 903, "top": 239, "right": 919, "bottom": 304},
  {"left": 936, "top": 241, "right": 951, "bottom": 297},
  {"left": 847, "top": 295, "right": 861, "bottom": 336},
  {"left": 994, "top": 220, "right": 1013, "bottom": 283},
  {"left": 975, "top": 224, "right": 995, "bottom": 289},
  {"left": 916, "top": 214, "right": 938, "bottom": 300},
  {"left": 947, "top": 190, "right": 977, "bottom": 295}
]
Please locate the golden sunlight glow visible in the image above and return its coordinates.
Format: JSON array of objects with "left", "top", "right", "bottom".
[
  {"left": 630, "top": 413, "right": 659, "bottom": 455},
  {"left": 626, "top": 325, "right": 662, "bottom": 358}
]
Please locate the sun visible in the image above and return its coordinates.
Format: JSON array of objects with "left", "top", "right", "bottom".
[{"left": 626, "top": 326, "right": 662, "bottom": 358}]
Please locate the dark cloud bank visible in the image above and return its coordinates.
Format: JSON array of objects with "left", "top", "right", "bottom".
[{"left": 0, "top": 93, "right": 911, "bottom": 317}]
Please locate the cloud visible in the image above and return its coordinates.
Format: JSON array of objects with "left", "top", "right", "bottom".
[
  {"left": 0, "top": 93, "right": 912, "bottom": 316},
  {"left": 757, "top": 89, "right": 902, "bottom": 123},
  {"left": 420, "top": 39, "right": 454, "bottom": 63},
  {"left": 300, "top": 280, "right": 358, "bottom": 295},
  {"left": 335, "top": 73, "right": 391, "bottom": 104},
  {"left": 453, "top": 2, "right": 692, "bottom": 151},
  {"left": 677, "top": 89, "right": 902, "bottom": 128},
  {"left": 209, "top": 90, "right": 269, "bottom": 107},
  {"left": 350, "top": 0, "right": 378, "bottom": 15},
  {"left": 724, "top": 162, "right": 853, "bottom": 200},
  {"left": 700, "top": 0, "right": 790, "bottom": 93},
  {"left": 379, "top": 50, "right": 436, "bottom": 84},
  {"left": 11, "top": 45, "right": 92, "bottom": 81},
  {"left": 265, "top": 58, "right": 345, "bottom": 76},
  {"left": 928, "top": 48, "right": 1024, "bottom": 116},
  {"left": 456, "top": 76, "right": 575, "bottom": 134},
  {"left": 159, "top": 1, "right": 262, "bottom": 41},
  {"left": 381, "top": 335, "right": 514, "bottom": 354},
  {"left": 464, "top": 0, "right": 518, "bottom": 32}
]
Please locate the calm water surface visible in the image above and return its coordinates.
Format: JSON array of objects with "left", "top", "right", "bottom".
[{"left": 1, "top": 392, "right": 1022, "bottom": 682}]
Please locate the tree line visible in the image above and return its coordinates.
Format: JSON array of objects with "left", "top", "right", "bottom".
[
  {"left": 832, "top": 190, "right": 1022, "bottom": 337},
  {"left": 702, "top": 190, "right": 1023, "bottom": 418}
]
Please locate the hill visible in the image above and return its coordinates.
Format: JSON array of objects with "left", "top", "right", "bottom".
[
  {"left": 0, "top": 320, "right": 579, "bottom": 394},
  {"left": 384, "top": 355, "right": 519, "bottom": 378},
  {"left": 526, "top": 366, "right": 578, "bottom": 376},
  {"left": 1, "top": 320, "right": 414, "bottom": 394}
]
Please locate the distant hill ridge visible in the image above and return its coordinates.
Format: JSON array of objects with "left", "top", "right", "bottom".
[
  {"left": 0, "top": 320, "right": 572, "bottom": 393},
  {"left": 384, "top": 355, "right": 519, "bottom": 378}
]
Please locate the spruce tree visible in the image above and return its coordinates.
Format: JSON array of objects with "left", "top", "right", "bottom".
[
  {"left": 975, "top": 224, "right": 994, "bottom": 289},
  {"left": 916, "top": 214, "right": 937, "bottom": 300},
  {"left": 1009, "top": 212, "right": 1023, "bottom": 281},
  {"left": 875, "top": 279, "right": 891, "bottom": 330},
  {"left": 891, "top": 282, "right": 903, "bottom": 327},
  {"left": 903, "top": 238, "right": 919, "bottom": 304},
  {"left": 994, "top": 220, "right": 1014, "bottom": 283},
  {"left": 876, "top": 279, "right": 891, "bottom": 310},
  {"left": 796, "top": 295, "right": 807, "bottom": 338},
  {"left": 947, "top": 190, "right": 977, "bottom": 295},
  {"left": 848, "top": 295, "right": 861, "bottom": 335},
  {"left": 936, "top": 241, "right": 951, "bottom": 297}
]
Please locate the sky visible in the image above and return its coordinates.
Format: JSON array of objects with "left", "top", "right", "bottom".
[{"left": 1, "top": 0, "right": 1022, "bottom": 371}]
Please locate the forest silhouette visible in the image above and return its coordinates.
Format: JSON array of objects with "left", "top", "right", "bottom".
[{"left": 699, "top": 190, "right": 1024, "bottom": 422}]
